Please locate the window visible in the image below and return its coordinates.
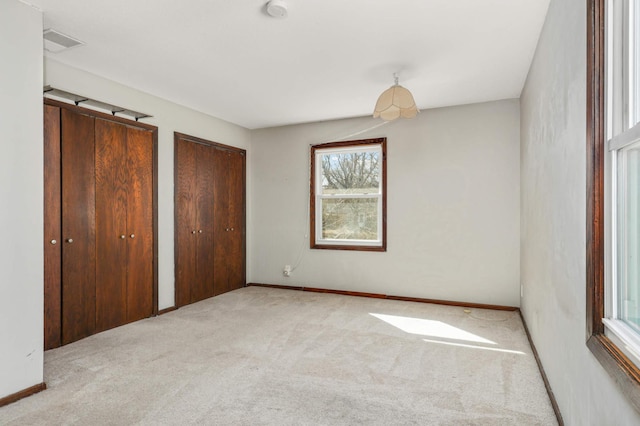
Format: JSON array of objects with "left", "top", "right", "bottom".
[
  {"left": 310, "top": 138, "right": 387, "bottom": 251},
  {"left": 604, "top": 0, "right": 640, "bottom": 366},
  {"left": 587, "top": 0, "right": 640, "bottom": 405}
]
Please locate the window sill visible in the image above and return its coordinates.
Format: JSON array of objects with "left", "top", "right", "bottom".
[
  {"left": 587, "top": 333, "right": 640, "bottom": 411},
  {"left": 311, "top": 243, "right": 386, "bottom": 252},
  {"left": 603, "top": 318, "right": 640, "bottom": 365}
]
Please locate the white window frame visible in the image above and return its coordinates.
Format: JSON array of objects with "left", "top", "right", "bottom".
[
  {"left": 310, "top": 139, "right": 386, "bottom": 251},
  {"left": 604, "top": 0, "right": 640, "bottom": 367}
]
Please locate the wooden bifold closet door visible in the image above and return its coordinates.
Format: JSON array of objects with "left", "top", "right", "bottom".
[
  {"left": 174, "top": 139, "right": 216, "bottom": 306},
  {"left": 60, "top": 108, "right": 97, "bottom": 344},
  {"left": 213, "top": 148, "right": 245, "bottom": 295},
  {"left": 174, "top": 133, "right": 246, "bottom": 307},
  {"left": 95, "top": 119, "right": 154, "bottom": 332},
  {"left": 44, "top": 100, "right": 158, "bottom": 350}
]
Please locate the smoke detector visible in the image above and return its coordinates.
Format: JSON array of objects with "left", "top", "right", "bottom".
[
  {"left": 43, "top": 29, "right": 84, "bottom": 53},
  {"left": 266, "top": 0, "right": 288, "bottom": 18}
]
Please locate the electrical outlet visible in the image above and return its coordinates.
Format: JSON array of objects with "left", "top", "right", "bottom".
[{"left": 283, "top": 265, "right": 292, "bottom": 277}]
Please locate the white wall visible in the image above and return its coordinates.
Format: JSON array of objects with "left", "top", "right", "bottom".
[
  {"left": 520, "top": 0, "right": 640, "bottom": 424},
  {"left": 0, "top": 1, "right": 44, "bottom": 399},
  {"left": 44, "top": 59, "right": 252, "bottom": 310},
  {"left": 250, "top": 99, "right": 521, "bottom": 307}
]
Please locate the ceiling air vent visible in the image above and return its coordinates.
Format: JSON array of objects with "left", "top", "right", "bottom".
[{"left": 43, "top": 29, "right": 84, "bottom": 53}]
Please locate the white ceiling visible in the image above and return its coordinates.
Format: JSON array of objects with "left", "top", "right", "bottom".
[{"left": 32, "top": 0, "right": 550, "bottom": 129}]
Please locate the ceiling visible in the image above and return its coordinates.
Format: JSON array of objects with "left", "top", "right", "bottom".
[{"left": 32, "top": 0, "right": 550, "bottom": 130}]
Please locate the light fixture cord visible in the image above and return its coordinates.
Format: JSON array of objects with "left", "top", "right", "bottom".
[{"left": 324, "top": 120, "right": 390, "bottom": 143}]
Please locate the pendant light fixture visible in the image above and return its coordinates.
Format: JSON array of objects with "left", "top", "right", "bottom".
[{"left": 373, "top": 73, "right": 419, "bottom": 121}]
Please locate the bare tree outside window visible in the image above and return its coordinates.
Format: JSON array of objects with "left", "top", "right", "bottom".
[
  {"left": 321, "top": 151, "right": 380, "bottom": 192},
  {"left": 310, "top": 138, "right": 386, "bottom": 251},
  {"left": 320, "top": 151, "right": 379, "bottom": 240}
]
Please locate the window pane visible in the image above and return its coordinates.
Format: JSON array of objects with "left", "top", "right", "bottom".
[
  {"left": 322, "top": 197, "right": 378, "bottom": 241},
  {"left": 311, "top": 139, "right": 386, "bottom": 251},
  {"left": 617, "top": 141, "right": 640, "bottom": 332},
  {"left": 320, "top": 151, "right": 380, "bottom": 195},
  {"left": 633, "top": 0, "right": 640, "bottom": 127}
]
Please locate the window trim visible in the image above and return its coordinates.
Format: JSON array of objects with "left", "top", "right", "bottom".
[
  {"left": 309, "top": 137, "right": 387, "bottom": 252},
  {"left": 587, "top": 0, "right": 640, "bottom": 411}
]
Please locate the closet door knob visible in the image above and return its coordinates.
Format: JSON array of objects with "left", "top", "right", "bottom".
[
  {"left": 50, "top": 239, "right": 57, "bottom": 245},
  {"left": 198, "top": 229, "right": 203, "bottom": 233},
  {"left": 120, "top": 235, "right": 126, "bottom": 239},
  {"left": 130, "top": 234, "right": 135, "bottom": 239},
  {"left": 230, "top": 228, "right": 234, "bottom": 231},
  {"left": 66, "top": 238, "right": 73, "bottom": 243},
  {"left": 191, "top": 230, "right": 196, "bottom": 234}
]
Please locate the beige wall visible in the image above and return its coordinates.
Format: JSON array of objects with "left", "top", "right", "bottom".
[
  {"left": 520, "top": 0, "right": 640, "bottom": 423},
  {"left": 250, "top": 99, "right": 521, "bottom": 306},
  {"left": 0, "top": 1, "right": 44, "bottom": 399}
]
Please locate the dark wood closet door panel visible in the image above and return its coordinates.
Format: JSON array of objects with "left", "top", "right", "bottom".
[
  {"left": 227, "top": 151, "right": 245, "bottom": 291},
  {"left": 95, "top": 118, "right": 128, "bottom": 332},
  {"left": 61, "top": 109, "right": 96, "bottom": 345},
  {"left": 45, "top": 99, "right": 158, "bottom": 347},
  {"left": 194, "top": 144, "right": 215, "bottom": 302},
  {"left": 175, "top": 138, "right": 197, "bottom": 307},
  {"left": 213, "top": 148, "right": 231, "bottom": 296},
  {"left": 126, "top": 126, "right": 154, "bottom": 321},
  {"left": 174, "top": 133, "right": 246, "bottom": 307},
  {"left": 44, "top": 104, "right": 62, "bottom": 350}
]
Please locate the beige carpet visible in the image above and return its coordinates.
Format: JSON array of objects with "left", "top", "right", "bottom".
[{"left": 0, "top": 286, "right": 557, "bottom": 425}]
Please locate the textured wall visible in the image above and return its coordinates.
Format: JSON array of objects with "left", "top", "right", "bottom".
[
  {"left": 0, "top": 1, "right": 44, "bottom": 399},
  {"left": 250, "top": 100, "right": 521, "bottom": 306},
  {"left": 520, "top": 0, "right": 640, "bottom": 423}
]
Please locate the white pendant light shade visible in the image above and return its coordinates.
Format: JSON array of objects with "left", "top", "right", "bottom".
[{"left": 373, "top": 75, "right": 419, "bottom": 121}]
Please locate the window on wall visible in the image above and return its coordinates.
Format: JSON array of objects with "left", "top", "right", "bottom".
[
  {"left": 587, "top": 0, "right": 640, "bottom": 405},
  {"left": 604, "top": 0, "right": 640, "bottom": 363},
  {"left": 310, "top": 138, "right": 387, "bottom": 251}
]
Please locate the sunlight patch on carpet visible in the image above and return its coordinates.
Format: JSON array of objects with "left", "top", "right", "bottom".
[
  {"left": 422, "top": 338, "right": 525, "bottom": 355},
  {"left": 370, "top": 313, "right": 495, "bottom": 345}
]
